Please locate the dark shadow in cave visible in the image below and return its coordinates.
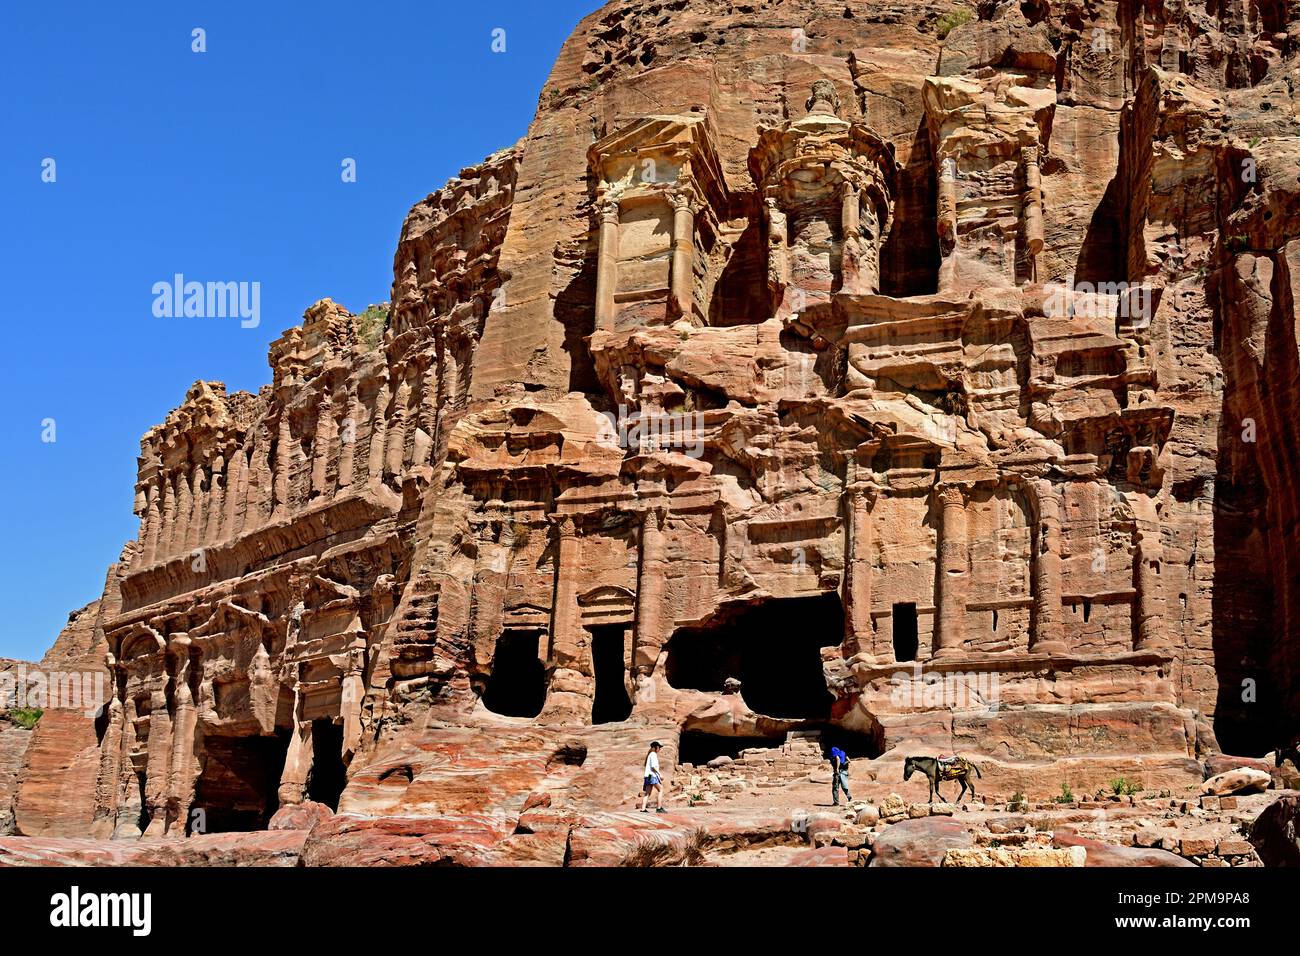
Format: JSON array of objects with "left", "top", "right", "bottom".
[
  {"left": 664, "top": 593, "right": 842, "bottom": 719},
  {"left": 191, "top": 730, "right": 290, "bottom": 833},
  {"left": 482, "top": 629, "right": 547, "bottom": 719}
]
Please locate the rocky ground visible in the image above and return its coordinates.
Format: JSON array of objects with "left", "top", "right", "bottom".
[{"left": 2, "top": 740, "right": 1294, "bottom": 867}]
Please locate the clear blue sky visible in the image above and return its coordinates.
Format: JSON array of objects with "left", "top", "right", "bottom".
[{"left": 0, "top": 0, "right": 598, "bottom": 661}]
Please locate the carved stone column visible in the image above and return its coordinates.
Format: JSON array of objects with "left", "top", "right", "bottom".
[
  {"left": 764, "top": 198, "right": 789, "bottom": 305},
  {"left": 366, "top": 380, "right": 390, "bottom": 488},
  {"left": 141, "top": 481, "right": 162, "bottom": 567},
  {"left": 277, "top": 696, "right": 311, "bottom": 807},
  {"left": 165, "top": 635, "right": 199, "bottom": 836},
  {"left": 141, "top": 687, "right": 173, "bottom": 837},
  {"left": 385, "top": 371, "right": 412, "bottom": 479},
  {"left": 541, "top": 516, "right": 591, "bottom": 721},
  {"left": 173, "top": 471, "right": 193, "bottom": 558},
  {"left": 1030, "top": 478, "right": 1068, "bottom": 655},
  {"left": 206, "top": 455, "right": 226, "bottom": 544},
  {"left": 840, "top": 182, "right": 861, "bottom": 293},
  {"left": 1022, "top": 145, "right": 1044, "bottom": 282},
  {"left": 340, "top": 636, "right": 366, "bottom": 762},
  {"left": 337, "top": 391, "right": 360, "bottom": 489},
  {"left": 933, "top": 483, "right": 969, "bottom": 659},
  {"left": 160, "top": 473, "right": 177, "bottom": 559},
  {"left": 312, "top": 389, "right": 336, "bottom": 498},
  {"left": 223, "top": 448, "right": 247, "bottom": 540},
  {"left": 634, "top": 508, "right": 668, "bottom": 673},
  {"left": 843, "top": 483, "right": 878, "bottom": 661},
  {"left": 595, "top": 200, "right": 620, "bottom": 330},
  {"left": 669, "top": 189, "right": 695, "bottom": 319},
  {"left": 272, "top": 412, "right": 292, "bottom": 522}
]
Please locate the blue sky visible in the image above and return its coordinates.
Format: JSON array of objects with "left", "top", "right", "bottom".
[{"left": 0, "top": 0, "right": 597, "bottom": 661}]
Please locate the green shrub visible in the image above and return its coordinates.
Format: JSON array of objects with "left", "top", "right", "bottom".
[
  {"left": 1110, "top": 777, "right": 1142, "bottom": 796},
  {"left": 5, "top": 707, "right": 43, "bottom": 729},
  {"left": 936, "top": 9, "right": 974, "bottom": 40},
  {"left": 355, "top": 305, "right": 389, "bottom": 350},
  {"left": 1055, "top": 782, "right": 1075, "bottom": 804}
]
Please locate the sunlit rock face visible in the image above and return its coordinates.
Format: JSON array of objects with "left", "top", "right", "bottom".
[{"left": 10, "top": 0, "right": 1300, "bottom": 862}]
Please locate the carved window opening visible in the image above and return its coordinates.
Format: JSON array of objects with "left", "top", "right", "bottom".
[
  {"left": 307, "top": 718, "right": 346, "bottom": 811},
  {"left": 892, "top": 602, "right": 918, "bottom": 662},
  {"left": 482, "top": 628, "right": 546, "bottom": 718},
  {"left": 590, "top": 624, "right": 632, "bottom": 725}
]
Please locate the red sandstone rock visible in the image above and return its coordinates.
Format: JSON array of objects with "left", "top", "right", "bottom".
[
  {"left": 8, "top": 0, "right": 1300, "bottom": 866},
  {"left": 1248, "top": 796, "right": 1300, "bottom": 867}
]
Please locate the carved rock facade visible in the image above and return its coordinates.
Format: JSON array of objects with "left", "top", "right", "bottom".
[{"left": 10, "top": 0, "right": 1300, "bottom": 860}]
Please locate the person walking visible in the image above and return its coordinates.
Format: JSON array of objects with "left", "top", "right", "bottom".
[
  {"left": 829, "top": 745, "right": 853, "bottom": 806},
  {"left": 640, "top": 740, "right": 666, "bottom": 813}
]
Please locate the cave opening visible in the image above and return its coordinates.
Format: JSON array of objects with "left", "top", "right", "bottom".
[
  {"left": 678, "top": 731, "right": 785, "bottom": 766},
  {"left": 817, "top": 725, "right": 884, "bottom": 761},
  {"left": 482, "top": 629, "right": 547, "bottom": 718},
  {"left": 191, "top": 730, "right": 290, "bottom": 833},
  {"left": 665, "top": 593, "right": 841, "bottom": 719},
  {"left": 590, "top": 624, "right": 632, "bottom": 724},
  {"left": 892, "top": 603, "right": 918, "bottom": 661},
  {"left": 307, "top": 718, "right": 346, "bottom": 811}
]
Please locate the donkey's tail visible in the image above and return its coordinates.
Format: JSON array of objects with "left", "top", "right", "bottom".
[{"left": 971, "top": 761, "right": 982, "bottom": 778}]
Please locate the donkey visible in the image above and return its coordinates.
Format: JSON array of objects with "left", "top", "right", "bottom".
[
  {"left": 1276, "top": 738, "right": 1300, "bottom": 771},
  {"left": 904, "top": 755, "right": 982, "bottom": 804}
]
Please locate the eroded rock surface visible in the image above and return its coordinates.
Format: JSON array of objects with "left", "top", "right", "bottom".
[{"left": 9, "top": 0, "right": 1300, "bottom": 865}]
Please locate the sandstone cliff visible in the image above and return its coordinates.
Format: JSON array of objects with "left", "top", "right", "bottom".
[{"left": 9, "top": 0, "right": 1300, "bottom": 865}]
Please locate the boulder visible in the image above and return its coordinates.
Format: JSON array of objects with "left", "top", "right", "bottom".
[
  {"left": 1202, "top": 768, "right": 1272, "bottom": 796},
  {"left": 1248, "top": 795, "right": 1300, "bottom": 867},
  {"left": 867, "top": 817, "right": 975, "bottom": 867}
]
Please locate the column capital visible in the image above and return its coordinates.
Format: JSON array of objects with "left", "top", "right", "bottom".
[{"left": 599, "top": 199, "right": 621, "bottom": 224}]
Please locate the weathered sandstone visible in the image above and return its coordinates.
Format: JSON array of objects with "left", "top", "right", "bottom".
[{"left": 8, "top": 0, "right": 1300, "bottom": 866}]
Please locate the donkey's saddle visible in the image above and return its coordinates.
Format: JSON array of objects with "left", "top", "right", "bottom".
[{"left": 936, "top": 756, "right": 968, "bottom": 780}]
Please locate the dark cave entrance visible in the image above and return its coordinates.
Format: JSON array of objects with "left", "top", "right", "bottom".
[
  {"left": 892, "top": 602, "right": 918, "bottom": 662},
  {"left": 591, "top": 624, "right": 632, "bottom": 724},
  {"left": 482, "top": 629, "right": 547, "bottom": 718},
  {"left": 664, "top": 593, "right": 841, "bottom": 719},
  {"left": 307, "top": 718, "right": 346, "bottom": 811},
  {"left": 818, "top": 725, "right": 884, "bottom": 761},
  {"left": 677, "top": 731, "right": 785, "bottom": 766},
  {"left": 191, "top": 730, "right": 290, "bottom": 833}
]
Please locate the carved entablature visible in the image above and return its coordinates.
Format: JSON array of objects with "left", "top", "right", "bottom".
[
  {"left": 748, "top": 85, "right": 897, "bottom": 314},
  {"left": 587, "top": 114, "right": 730, "bottom": 330}
]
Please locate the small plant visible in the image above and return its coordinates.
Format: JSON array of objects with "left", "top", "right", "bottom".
[
  {"left": 355, "top": 304, "right": 389, "bottom": 350},
  {"left": 936, "top": 8, "right": 973, "bottom": 40},
  {"left": 1055, "top": 782, "right": 1075, "bottom": 804},
  {"left": 4, "top": 707, "right": 43, "bottom": 729},
  {"left": 1110, "top": 777, "right": 1142, "bottom": 796},
  {"left": 1225, "top": 233, "right": 1249, "bottom": 252}
]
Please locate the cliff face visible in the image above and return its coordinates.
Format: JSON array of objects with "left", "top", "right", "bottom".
[{"left": 11, "top": 0, "right": 1300, "bottom": 860}]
